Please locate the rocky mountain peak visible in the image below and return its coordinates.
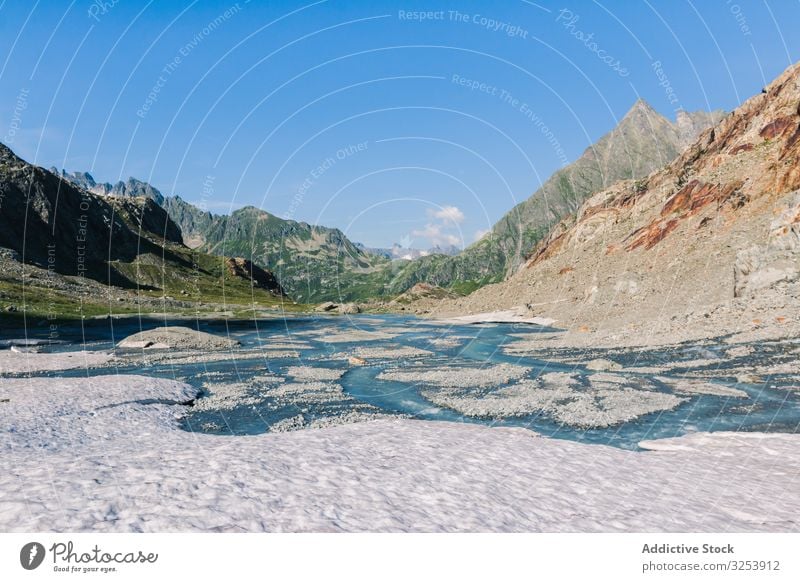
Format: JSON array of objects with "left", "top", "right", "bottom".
[
  {"left": 52, "top": 170, "right": 165, "bottom": 205},
  {"left": 0, "top": 141, "right": 15, "bottom": 159},
  {"left": 386, "top": 95, "right": 725, "bottom": 294},
  {"left": 73, "top": 171, "right": 96, "bottom": 183},
  {"left": 50, "top": 168, "right": 98, "bottom": 190},
  {"left": 622, "top": 98, "right": 659, "bottom": 119},
  {"left": 233, "top": 205, "right": 265, "bottom": 216},
  {"left": 675, "top": 109, "right": 727, "bottom": 147},
  {"left": 446, "top": 60, "right": 800, "bottom": 343},
  {"left": 0, "top": 141, "right": 24, "bottom": 167}
]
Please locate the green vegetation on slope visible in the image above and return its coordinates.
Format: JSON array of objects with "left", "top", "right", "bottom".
[
  {"left": 164, "top": 199, "right": 395, "bottom": 302},
  {"left": 0, "top": 143, "right": 292, "bottom": 320}
]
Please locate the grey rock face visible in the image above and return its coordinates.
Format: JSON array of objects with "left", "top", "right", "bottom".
[{"left": 734, "top": 191, "right": 800, "bottom": 297}]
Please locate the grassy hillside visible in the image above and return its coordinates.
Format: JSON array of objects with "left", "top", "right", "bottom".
[
  {"left": 0, "top": 143, "right": 291, "bottom": 320},
  {"left": 164, "top": 199, "right": 395, "bottom": 302}
]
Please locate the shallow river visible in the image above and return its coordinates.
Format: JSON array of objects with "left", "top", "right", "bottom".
[{"left": 6, "top": 314, "right": 800, "bottom": 450}]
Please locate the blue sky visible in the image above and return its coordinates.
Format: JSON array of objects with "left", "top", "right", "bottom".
[{"left": 1, "top": 0, "right": 799, "bottom": 248}]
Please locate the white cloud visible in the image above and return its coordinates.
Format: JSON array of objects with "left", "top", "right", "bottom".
[
  {"left": 403, "top": 204, "right": 467, "bottom": 249},
  {"left": 411, "top": 224, "right": 460, "bottom": 248},
  {"left": 429, "top": 205, "right": 465, "bottom": 224}
]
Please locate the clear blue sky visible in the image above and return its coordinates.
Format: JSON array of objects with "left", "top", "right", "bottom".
[{"left": 1, "top": 0, "right": 798, "bottom": 248}]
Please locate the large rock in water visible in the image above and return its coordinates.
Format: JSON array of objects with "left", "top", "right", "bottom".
[
  {"left": 116, "top": 326, "right": 239, "bottom": 350},
  {"left": 586, "top": 358, "right": 623, "bottom": 372},
  {"left": 314, "top": 301, "right": 361, "bottom": 314}
]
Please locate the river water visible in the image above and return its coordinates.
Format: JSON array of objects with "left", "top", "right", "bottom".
[{"left": 7, "top": 313, "right": 799, "bottom": 450}]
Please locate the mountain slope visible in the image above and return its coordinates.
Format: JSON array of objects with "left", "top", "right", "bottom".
[
  {"left": 161, "top": 195, "right": 216, "bottom": 248},
  {"left": 0, "top": 144, "right": 285, "bottom": 318},
  {"left": 163, "top": 196, "right": 392, "bottom": 303},
  {"left": 439, "top": 62, "right": 800, "bottom": 346},
  {"left": 390, "top": 103, "right": 724, "bottom": 293}
]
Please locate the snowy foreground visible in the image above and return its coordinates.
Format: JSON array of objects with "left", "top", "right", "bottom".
[{"left": 1, "top": 374, "right": 798, "bottom": 532}]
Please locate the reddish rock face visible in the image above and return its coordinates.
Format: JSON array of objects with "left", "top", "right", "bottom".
[
  {"left": 784, "top": 126, "right": 800, "bottom": 155},
  {"left": 525, "top": 231, "right": 567, "bottom": 268},
  {"left": 777, "top": 165, "right": 800, "bottom": 193},
  {"left": 661, "top": 180, "right": 745, "bottom": 219},
  {"left": 447, "top": 63, "right": 800, "bottom": 330},
  {"left": 730, "top": 143, "right": 754, "bottom": 155},
  {"left": 759, "top": 116, "right": 798, "bottom": 140},
  {"left": 624, "top": 178, "right": 749, "bottom": 252},
  {"left": 626, "top": 218, "right": 680, "bottom": 251},
  {"left": 662, "top": 180, "right": 701, "bottom": 216}
]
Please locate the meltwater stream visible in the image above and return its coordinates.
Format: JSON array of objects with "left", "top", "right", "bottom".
[{"left": 11, "top": 314, "right": 800, "bottom": 450}]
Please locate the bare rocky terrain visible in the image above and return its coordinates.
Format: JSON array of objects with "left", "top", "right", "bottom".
[
  {"left": 427, "top": 63, "right": 800, "bottom": 349},
  {"left": 387, "top": 103, "right": 724, "bottom": 294}
]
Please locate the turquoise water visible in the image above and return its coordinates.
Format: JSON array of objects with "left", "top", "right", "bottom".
[{"left": 7, "top": 314, "right": 800, "bottom": 450}]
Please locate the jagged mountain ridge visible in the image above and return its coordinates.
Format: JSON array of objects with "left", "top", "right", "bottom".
[
  {"left": 0, "top": 144, "right": 285, "bottom": 313},
  {"left": 50, "top": 168, "right": 166, "bottom": 205},
  {"left": 50, "top": 173, "right": 395, "bottom": 303},
  {"left": 51, "top": 98, "right": 722, "bottom": 303},
  {"left": 3, "top": 145, "right": 176, "bottom": 287},
  {"left": 440, "top": 62, "right": 800, "bottom": 344},
  {"left": 388, "top": 102, "right": 725, "bottom": 294}
]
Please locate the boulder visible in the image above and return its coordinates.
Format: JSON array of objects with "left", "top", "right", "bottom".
[
  {"left": 586, "top": 358, "right": 623, "bottom": 372},
  {"left": 338, "top": 303, "right": 361, "bottom": 314},
  {"left": 315, "top": 302, "right": 339, "bottom": 312},
  {"left": 116, "top": 326, "right": 239, "bottom": 350},
  {"left": 348, "top": 356, "right": 367, "bottom": 366}
]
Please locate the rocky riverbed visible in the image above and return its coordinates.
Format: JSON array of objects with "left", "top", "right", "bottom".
[
  {"left": 1, "top": 313, "right": 799, "bottom": 531},
  {"left": 2, "top": 314, "right": 797, "bottom": 449}
]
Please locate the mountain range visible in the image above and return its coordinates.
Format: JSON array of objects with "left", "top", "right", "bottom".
[
  {"left": 357, "top": 243, "right": 462, "bottom": 261},
  {"left": 0, "top": 143, "right": 286, "bottom": 320},
  {"left": 0, "top": 92, "right": 729, "bottom": 319},
  {"left": 43, "top": 98, "right": 720, "bottom": 305},
  {"left": 161, "top": 196, "right": 393, "bottom": 303}
]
